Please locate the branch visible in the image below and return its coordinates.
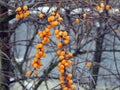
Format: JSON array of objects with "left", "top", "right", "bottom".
[
  {"left": 0, "top": 0, "right": 15, "bottom": 10},
  {"left": 73, "top": 49, "right": 120, "bottom": 56},
  {"left": 0, "top": 14, "right": 15, "bottom": 24},
  {"left": 34, "top": 61, "right": 59, "bottom": 90}
]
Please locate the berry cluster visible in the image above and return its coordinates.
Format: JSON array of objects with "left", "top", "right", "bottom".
[
  {"left": 96, "top": 3, "right": 111, "bottom": 13},
  {"left": 26, "top": 12, "right": 63, "bottom": 76},
  {"left": 55, "top": 30, "right": 76, "bottom": 90},
  {"left": 15, "top": 6, "right": 30, "bottom": 19}
]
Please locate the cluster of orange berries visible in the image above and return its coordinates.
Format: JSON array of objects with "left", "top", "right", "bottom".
[
  {"left": 47, "top": 12, "right": 63, "bottom": 28},
  {"left": 26, "top": 12, "right": 63, "bottom": 76},
  {"left": 97, "top": 3, "right": 111, "bottom": 13},
  {"left": 55, "top": 30, "right": 75, "bottom": 90},
  {"left": 15, "top": 6, "right": 30, "bottom": 19}
]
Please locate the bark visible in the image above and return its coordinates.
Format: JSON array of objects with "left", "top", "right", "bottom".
[
  {"left": 90, "top": 27, "right": 104, "bottom": 90},
  {"left": 0, "top": 1, "right": 11, "bottom": 89}
]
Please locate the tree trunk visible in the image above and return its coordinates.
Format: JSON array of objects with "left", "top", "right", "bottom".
[
  {"left": 90, "top": 27, "right": 104, "bottom": 90},
  {"left": 0, "top": 1, "right": 11, "bottom": 89}
]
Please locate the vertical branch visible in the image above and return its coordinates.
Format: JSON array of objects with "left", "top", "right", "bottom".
[
  {"left": 90, "top": 27, "right": 104, "bottom": 89},
  {"left": 0, "top": 0, "right": 11, "bottom": 89}
]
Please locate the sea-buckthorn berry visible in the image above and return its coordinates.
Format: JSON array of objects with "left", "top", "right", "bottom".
[
  {"left": 64, "top": 40, "right": 69, "bottom": 44},
  {"left": 86, "top": 61, "right": 92, "bottom": 67},
  {"left": 34, "top": 70, "right": 39, "bottom": 75},
  {"left": 59, "top": 55, "right": 65, "bottom": 60},
  {"left": 23, "top": 5, "right": 28, "bottom": 11},
  {"left": 57, "top": 42, "right": 63, "bottom": 48},
  {"left": 26, "top": 71, "right": 31, "bottom": 76},
  {"left": 39, "top": 13, "right": 45, "bottom": 19},
  {"left": 68, "top": 80, "right": 73, "bottom": 85},
  {"left": 16, "top": 7, "right": 22, "bottom": 12},
  {"left": 55, "top": 29, "right": 59, "bottom": 35},
  {"left": 100, "top": 3, "right": 104, "bottom": 8},
  {"left": 106, "top": 5, "right": 111, "bottom": 10},
  {"left": 75, "top": 18, "right": 80, "bottom": 24},
  {"left": 67, "top": 73, "right": 72, "bottom": 79}
]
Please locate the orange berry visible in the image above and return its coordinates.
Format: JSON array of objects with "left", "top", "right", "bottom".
[
  {"left": 63, "top": 31, "right": 68, "bottom": 37},
  {"left": 23, "top": 5, "right": 28, "bottom": 11},
  {"left": 47, "top": 31, "right": 52, "bottom": 36},
  {"left": 115, "top": 29, "right": 119, "bottom": 33},
  {"left": 97, "top": 6, "right": 102, "bottom": 12},
  {"left": 26, "top": 71, "right": 31, "bottom": 76},
  {"left": 38, "top": 51, "right": 43, "bottom": 57},
  {"left": 66, "top": 36, "right": 70, "bottom": 40},
  {"left": 55, "top": 29, "right": 59, "bottom": 35},
  {"left": 56, "top": 35, "right": 61, "bottom": 39},
  {"left": 57, "top": 42, "right": 63, "bottom": 48},
  {"left": 43, "top": 53, "right": 46, "bottom": 57},
  {"left": 67, "top": 60, "right": 72, "bottom": 65},
  {"left": 106, "top": 5, "right": 111, "bottom": 10},
  {"left": 23, "top": 12, "right": 28, "bottom": 18},
  {"left": 67, "top": 52, "right": 73, "bottom": 57},
  {"left": 48, "top": 16, "right": 55, "bottom": 22},
  {"left": 38, "top": 61, "right": 43, "bottom": 66},
  {"left": 68, "top": 80, "right": 73, "bottom": 85},
  {"left": 86, "top": 61, "right": 92, "bottom": 67},
  {"left": 58, "top": 62, "right": 62, "bottom": 67},
  {"left": 58, "top": 31, "right": 63, "bottom": 36},
  {"left": 16, "top": 7, "right": 22, "bottom": 12},
  {"left": 100, "top": 3, "right": 104, "bottom": 8},
  {"left": 71, "top": 85, "right": 76, "bottom": 90},
  {"left": 34, "top": 70, "right": 39, "bottom": 75},
  {"left": 51, "top": 21, "right": 59, "bottom": 26},
  {"left": 45, "top": 28, "right": 50, "bottom": 33},
  {"left": 36, "top": 43, "right": 43, "bottom": 49},
  {"left": 83, "top": 13, "right": 87, "bottom": 18},
  {"left": 16, "top": 14, "right": 20, "bottom": 19},
  {"left": 25, "top": 11, "right": 30, "bottom": 16},
  {"left": 39, "top": 13, "right": 44, "bottom": 19},
  {"left": 63, "top": 87, "right": 69, "bottom": 90},
  {"left": 75, "top": 18, "right": 80, "bottom": 24},
  {"left": 58, "top": 17, "right": 63, "bottom": 22},
  {"left": 60, "top": 51, "right": 65, "bottom": 56},
  {"left": 59, "top": 69, "right": 64, "bottom": 73},
  {"left": 34, "top": 57, "right": 38, "bottom": 62},
  {"left": 59, "top": 55, "right": 64, "bottom": 60},
  {"left": 47, "top": 25, "right": 52, "bottom": 29},
  {"left": 63, "top": 40, "right": 69, "bottom": 44},
  {"left": 41, "top": 47, "right": 45, "bottom": 52},
  {"left": 33, "top": 63, "right": 38, "bottom": 68},
  {"left": 65, "top": 62, "right": 69, "bottom": 67},
  {"left": 60, "top": 75, "right": 65, "bottom": 81},
  {"left": 61, "top": 60, "right": 66, "bottom": 65},
  {"left": 56, "top": 50, "right": 62, "bottom": 55},
  {"left": 59, "top": 64, "right": 65, "bottom": 69},
  {"left": 19, "top": 13, "right": 24, "bottom": 18},
  {"left": 67, "top": 73, "right": 72, "bottom": 79}
]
